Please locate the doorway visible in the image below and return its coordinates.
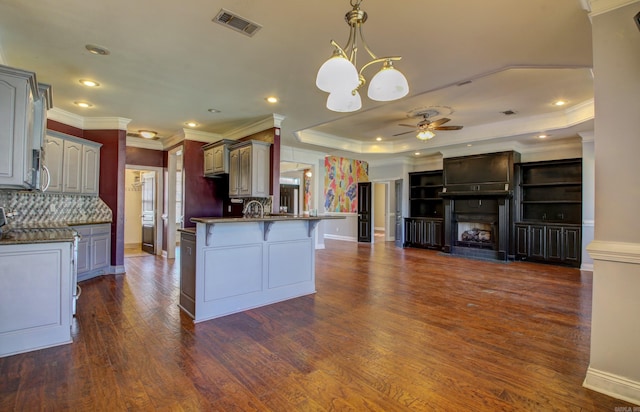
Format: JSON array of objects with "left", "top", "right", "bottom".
[{"left": 124, "top": 165, "right": 164, "bottom": 257}]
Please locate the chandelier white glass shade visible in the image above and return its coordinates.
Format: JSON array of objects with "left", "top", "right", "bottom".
[
  {"left": 416, "top": 130, "right": 435, "bottom": 140},
  {"left": 316, "top": 0, "right": 409, "bottom": 112}
]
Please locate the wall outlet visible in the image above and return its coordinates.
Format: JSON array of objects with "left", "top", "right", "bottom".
[{"left": 228, "top": 205, "right": 231, "bottom": 213}]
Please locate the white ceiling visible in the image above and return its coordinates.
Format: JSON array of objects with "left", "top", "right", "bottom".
[{"left": 0, "top": 0, "right": 595, "bottom": 159}]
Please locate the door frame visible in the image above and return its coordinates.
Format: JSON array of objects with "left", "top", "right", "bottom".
[
  {"left": 125, "top": 164, "right": 163, "bottom": 256},
  {"left": 166, "top": 146, "right": 182, "bottom": 260}
]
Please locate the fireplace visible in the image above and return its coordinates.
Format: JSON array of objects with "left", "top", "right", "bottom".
[{"left": 441, "top": 195, "right": 511, "bottom": 261}]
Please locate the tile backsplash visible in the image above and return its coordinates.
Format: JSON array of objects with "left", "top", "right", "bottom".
[{"left": 0, "top": 190, "right": 112, "bottom": 227}]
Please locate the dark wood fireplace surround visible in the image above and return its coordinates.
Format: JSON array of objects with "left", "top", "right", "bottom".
[{"left": 405, "top": 150, "right": 582, "bottom": 267}]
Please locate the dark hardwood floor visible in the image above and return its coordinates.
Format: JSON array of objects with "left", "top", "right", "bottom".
[{"left": 0, "top": 239, "right": 634, "bottom": 411}]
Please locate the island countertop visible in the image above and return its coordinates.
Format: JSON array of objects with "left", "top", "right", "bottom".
[{"left": 190, "top": 214, "right": 344, "bottom": 224}]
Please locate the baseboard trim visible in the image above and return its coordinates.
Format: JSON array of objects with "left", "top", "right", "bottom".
[
  {"left": 109, "top": 265, "right": 126, "bottom": 275},
  {"left": 580, "top": 262, "right": 594, "bottom": 272},
  {"left": 324, "top": 234, "right": 357, "bottom": 242},
  {"left": 583, "top": 367, "right": 640, "bottom": 406}
]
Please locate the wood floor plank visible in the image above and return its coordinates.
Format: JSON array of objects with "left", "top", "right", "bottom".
[{"left": 0, "top": 239, "right": 636, "bottom": 411}]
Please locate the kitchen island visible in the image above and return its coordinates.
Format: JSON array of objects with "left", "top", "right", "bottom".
[{"left": 179, "top": 215, "right": 342, "bottom": 322}]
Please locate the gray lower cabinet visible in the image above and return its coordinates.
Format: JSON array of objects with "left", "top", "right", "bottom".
[
  {"left": 73, "top": 224, "right": 111, "bottom": 281},
  {"left": 515, "top": 223, "right": 581, "bottom": 267},
  {"left": 404, "top": 218, "right": 443, "bottom": 249},
  {"left": 179, "top": 231, "right": 196, "bottom": 317}
]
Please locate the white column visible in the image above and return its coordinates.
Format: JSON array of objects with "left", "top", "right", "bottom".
[
  {"left": 579, "top": 132, "right": 595, "bottom": 271},
  {"left": 583, "top": 1, "right": 640, "bottom": 404}
]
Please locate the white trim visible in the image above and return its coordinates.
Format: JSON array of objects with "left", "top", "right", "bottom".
[
  {"left": 324, "top": 234, "right": 357, "bottom": 242},
  {"left": 583, "top": 219, "right": 595, "bottom": 227},
  {"left": 588, "top": 0, "right": 640, "bottom": 16},
  {"left": 109, "top": 265, "right": 126, "bottom": 275},
  {"left": 580, "top": 262, "right": 594, "bottom": 272},
  {"left": 126, "top": 136, "right": 164, "bottom": 150},
  {"left": 84, "top": 117, "right": 131, "bottom": 130},
  {"left": 587, "top": 240, "right": 640, "bottom": 264},
  {"left": 48, "top": 108, "right": 84, "bottom": 129},
  {"left": 224, "top": 114, "right": 285, "bottom": 140},
  {"left": 125, "top": 165, "right": 165, "bottom": 256},
  {"left": 183, "top": 128, "right": 225, "bottom": 143},
  {"left": 583, "top": 367, "right": 640, "bottom": 405}
]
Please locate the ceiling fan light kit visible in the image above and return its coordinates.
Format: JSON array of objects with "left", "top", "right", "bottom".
[
  {"left": 316, "top": 0, "right": 409, "bottom": 112},
  {"left": 416, "top": 130, "right": 436, "bottom": 140}
]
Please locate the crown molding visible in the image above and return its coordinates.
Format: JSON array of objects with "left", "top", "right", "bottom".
[
  {"left": 126, "top": 136, "right": 164, "bottom": 150},
  {"left": 588, "top": 0, "right": 640, "bottom": 16},
  {"left": 183, "top": 128, "right": 225, "bottom": 143},
  {"left": 47, "top": 107, "right": 84, "bottom": 129},
  {"left": 47, "top": 108, "right": 131, "bottom": 130},
  {"left": 224, "top": 114, "right": 285, "bottom": 140},
  {"left": 84, "top": 116, "right": 132, "bottom": 130},
  {"left": 579, "top": 131, "right": 595, "bottom": 142}
]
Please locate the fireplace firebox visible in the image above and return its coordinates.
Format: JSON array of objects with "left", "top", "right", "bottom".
[{"left": 441, "top": 195, "right": 511, "bottom": 261}]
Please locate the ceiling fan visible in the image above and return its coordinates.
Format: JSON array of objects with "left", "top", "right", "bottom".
[{"left": 393, "top": 110, "right": 463, "bottom": 140}]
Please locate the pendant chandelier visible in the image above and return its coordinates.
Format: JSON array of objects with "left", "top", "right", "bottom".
[{"left": 316, "top": 0, "right": 409, "bottom": 112}]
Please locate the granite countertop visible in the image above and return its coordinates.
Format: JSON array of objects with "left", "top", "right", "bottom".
[
  {"left": 0, "top": 220, "right": 112, "bottom": 245},
  {"left": 191, "top": 214, "right": 345, "bottom": 224}
]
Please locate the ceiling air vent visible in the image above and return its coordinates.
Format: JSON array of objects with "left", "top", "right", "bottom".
[{"left": 213, "top": 9, "right": 262, "bottom": 37}]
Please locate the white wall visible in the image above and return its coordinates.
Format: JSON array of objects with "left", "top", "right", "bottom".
[
  {"left": 583, "top": 2, "right": 640, "bottom": 405},
  {"left": 374, "top": 183, "right": 386, "bottom": 230}
]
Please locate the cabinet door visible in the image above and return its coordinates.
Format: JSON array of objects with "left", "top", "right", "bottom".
[
  {"left": 212, "top": 145, "right": 227, "bottom": 174},
  {"left": 515, "top": 224, "right": 529, "bottom": 256},
  {"left": 228, "top": 149, "right": 240, "bottom": 196},
  {"left": 530, "top": 225, "right": 546, "bottom": 260},
  {"left": 250, "top": 142, "right": 270, "bottom": 197},
  {"left": 62, "top": 140, "right": 82, "bottom": 193},
  {"left": 238, "top": 145, "right": 252, "bottom": 196},
  {"left": 76, "top": 236, "right": 90, "bottom": 274},
  {"left": 82, "top": 144, "right": 100, "bottom": 195},
  {"left": 0, "top": 73, "right": 35, "bottom": 188},
  {"left": 90, "top": 233, "right": 110, "bottom": 271},
  {"left": 43, "top": 135, "right": 64, "bottom": 192},
  {"left": 563, "top": 227, "right": 581, "bottom": 266},
  {"left": 404, "top": 219, "right": 414, "bottom": 246},
  {"left": 431, "top": 221, "right": 443, "bottom": 248},
  {"left": 203, "top": 147, "right": 215, "bottom": 175},
  {"left": 179, "top": 233, "right": 196, "bottom": 315},
  {"left": 546, "top": 226, "right": 563, "bottom": 262}
]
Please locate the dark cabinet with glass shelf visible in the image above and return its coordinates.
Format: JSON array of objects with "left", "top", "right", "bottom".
[
  {"left": 405, "top": 170, "right": 443, "bottom": 249},
  {"left": 515, "top": 159, "right": 582, "bottom": 267}
]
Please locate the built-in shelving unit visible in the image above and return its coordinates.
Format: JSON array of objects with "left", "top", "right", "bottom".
[
  {"left": 515, "top": 159, "right": 582, "bottom": 267},
  {"left": 405, "top": 171, "right": 444, "bottom": 249}
]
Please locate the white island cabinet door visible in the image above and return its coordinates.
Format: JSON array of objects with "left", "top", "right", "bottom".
[{"left": 0, "top": 241, "right": 73, "bottom": 358}]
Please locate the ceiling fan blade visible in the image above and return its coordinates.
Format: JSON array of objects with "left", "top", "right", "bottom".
[
  {"left": 398, "top": 123, "right": 416, "bottom": 128},
  {"left": 392, "top": 129, "right": 418, "bottom": 137},
  {"left": 434, "top": 125, "right": 463, "bottom": 131},
  {"left": 429, "top": 118, "right": 451, "bottom": 128}
]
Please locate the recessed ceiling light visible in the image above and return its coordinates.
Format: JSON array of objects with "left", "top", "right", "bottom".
[
  {"left": 85, "top": 44, "right": 110, "bottom": 56},
  {"left": 266, "top": 96, "right": 278, "bottom": 104},
  {"left": 139, "top": 130, "right": 157, "bottom": 139},
  {"left": 538, "top": 134, "right": 548, "bottom": 139},
  {"left": 467, "top": 144, "right": 473, "bottom": 147},
  {"left": 376, "top": 137, "right": 382, "bottom": 141},
  {"left": 74, "top": 101, "right": 93, "bottom": 108},
  {"left": 185, "top": 122, "right": 198, "bottom": 128},
  {"left": 414, "top": 152, "right": 420, "bottom": 156},
  {"left": 554, "top": 100, "right": 567, "bottom": 106},
  {"left": 79, "top": 79, "right": 100, "bottom": 87},
  {"left": 208, "top": 108, "right": 221, "bottom": 113}
]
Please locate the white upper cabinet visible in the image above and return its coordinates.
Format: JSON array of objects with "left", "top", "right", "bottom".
[
  {"left": 203, "top": 139, "right": 234, "bottom": 177},
  {"left": 0, "top": 65, "right": 38, "bottom": 189},
  {"left": 228, "top": 140, "right": 271, "bottom": 197},
  {"left": 43, "top": 132, "right": 101, "bottom": 196}
]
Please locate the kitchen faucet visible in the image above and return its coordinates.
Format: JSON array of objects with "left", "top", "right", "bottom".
[{"left": 242, "top": 200, "right": 264, "bottom": 218}]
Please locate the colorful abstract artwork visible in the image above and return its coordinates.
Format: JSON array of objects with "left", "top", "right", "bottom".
[
  {"left": 303, "top": 169, "right": 311, "bottom": 212},
  {"left": 323, "top": 156, "right": 369, "bottom": 212}
]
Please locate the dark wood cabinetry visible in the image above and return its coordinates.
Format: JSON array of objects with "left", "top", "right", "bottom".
[
  {"left": 515, "top": 159, "right": 582, "bottom": 267},
  {"left": 404, "top": 218, "right": 443, "bottom": 249},
  {"left": 405, "top": 170, "right": 444, "bottom": 249}
]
